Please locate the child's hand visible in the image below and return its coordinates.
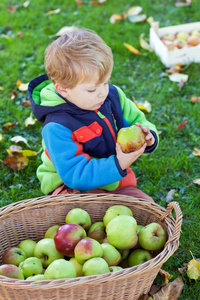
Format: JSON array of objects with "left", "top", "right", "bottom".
[
  {"left": 135, "top": 122, "right": 155, "bottom": 147},
  {"left": 116, "top": 142, "right": 147, "bottom": 171}
]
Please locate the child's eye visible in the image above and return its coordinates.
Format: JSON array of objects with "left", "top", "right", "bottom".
[{"left": 88, "top": 89, "right": 96, "bottom": 93}]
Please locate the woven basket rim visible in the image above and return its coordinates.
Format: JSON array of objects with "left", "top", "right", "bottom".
[{"left": 0, "top": 194, "right": 182, "bottom": 290}]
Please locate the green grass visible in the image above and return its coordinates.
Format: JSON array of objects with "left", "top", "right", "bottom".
[{"left": 0, "top": 0, "right": 200, "bottom": 298}]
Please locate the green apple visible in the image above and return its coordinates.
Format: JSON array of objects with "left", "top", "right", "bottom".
[
  {"left": 65, "top": 208, "right": 91, "bottom": 231},
  {"left": 128, "top": 249, "right": 153, "bottom": 267},
  {"left": 109, "top": 266, "right": 123, "bottom": 272},
  {"left": 176, "top": 31, "right": 189, "bottom": 41},
  {"left": 117, "top": 125, "right": 145, "bottom": 153},
  {"left": 119, "top": 258, "right": 129, "bottom": 268},
  {"left": 138, "top": 222, "right": 167, "bottom": 251},
  {"left": 101, "top": 243, "right": 121, "bottom": 266},
  {"left": 0, "top": 264, "right": 24, "bottom": 279},
  {"left": 106, "top": 215, "right": 138, "bottom": 250},
  {"left": 103, "top": 205, "right": 133, "bottom": 227},
  {"left": 2, "top": 247, "right": 27, "bottom": 266},
  {"left": 44, "top": 259, "right": 76, "bottom": 279},
  {"left": 191, "top": 29, "right": 200, "bottom": 37},
  {"left": 132, "top": 225, "right": 144, "bottom": 250},
  {"left": 69, "top": 257, "right": 83, "bottom": 276},
  {"left": 174, "top": 38, "right": 187, "bottom": 49},
  {"left": 34, "top": 238, "right": 64, "bottom": 268},
  {"left": 120, "top": 249, "right": 130, "bottom": 261},
  {"left": 19, "top": 257, "right": 44, "bottom": 279},
  {"left": 87, "top": 222, "right": 106, "bottom": 243},
  {"left": 161, "top": 33, "right": 175, "bottom": 41},
  {"left": 26, "top": 274, "right": 44, "bottom": 280},
  {"left": 74, "top": 238, "right": 103, "bottom": 265},
  {"left": 18, "top": 239, "right": 37, "bottom": 258},
  {"left": 44, "top": 225, "right": 60, "bottom": 239},
  {"left": 82, "top": 257, "right": 110, "bottom": 276}
]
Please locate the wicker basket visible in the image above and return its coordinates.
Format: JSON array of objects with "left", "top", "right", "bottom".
[{"left": 0, "top": 194, "right": 182, "bottom": 300}]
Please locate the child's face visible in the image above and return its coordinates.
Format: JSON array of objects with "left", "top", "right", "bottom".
[{"left": 56, "top": 71, "right": 111, "bottom": 111}]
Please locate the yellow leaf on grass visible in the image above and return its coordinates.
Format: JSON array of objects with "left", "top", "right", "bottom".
[
  {"left": 16, "top": 79, "right": 29, "bottom": 91},
  {"left": 190, "top": 96, "right": 200, "bottom": 103},
  {"left": 193, "top": 178, "right": 200, "bottom": 185},
  {"left": 127, "top": 6, "right": 142, "bottom": 16},
  {"left": 192, "top": 148, "right": 200, "bottom": 156},
  {"left": 110, "top": 14, "right": 124, "bottom": 23},
  {"left": 3, "top": 153, "right": 29, "bottom": 172},
  {"left": 7, "top": 149, "right": 37, "bottom": 157},
  {"left": 46, "top": 8, "right": 61, "bottom": 15},
  {"left": 124, "top": 43, "right": 141, "bottom": 55},
  {"left": 140, "top": 33, "right": 153, "bottom": 51},
  {"left": 134, "top": 100, "right": 151, "bottom": 112},
  {"left": 25, "top": 113, "right": 37, "bottom": 126},
  {"left": 0, "top": 133, "right": 4, "bottom": 142},
  {"left": 168, "top": 73, "right": 188, "bottom": 83},
  {"left": 10, "top": 135, "right": 31, "bottom": 147},
  {"left": 187, "top": 259, "right": 200, "bottom": 280}
]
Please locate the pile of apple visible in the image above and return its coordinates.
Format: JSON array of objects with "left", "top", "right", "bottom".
[
  {"left": 0, "top": 205, "right": 167, "bottom": 281},
  {"left": 161, "top": 28, "right": 200, "bottom": 49}
]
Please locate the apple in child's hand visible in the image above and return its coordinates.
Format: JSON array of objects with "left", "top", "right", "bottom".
[
  {"left": 74, "top": 238, "right": 103, "bottom": 265},
  {"left": 128, "top": 249, "right": 153, "bottom": 267},
  {"left": 109, "top": 266, "right": 123, "bottom": 272},
  {"left": 101, "top": 243, "right": 121, "bottom": 266},
  {"left": 54, "top": 224, "right": 86, "bottom": 257},
  {"left": 0, "top": 264, "right": 24, "bottom": 279},
  {"left": 44, "top": 225, "right": 60, "bottom": 239},
  {"left": 34, "top": 238, "right": 64, "bottom": 268},
  {"left": 44, "top": 259, "right": 76, "bottom": 279},
  {"left": 117, "top": 125, "right": 145, "bottom": 153},
  {"left": 26, "top": 274, "right": 44, "bottom": 280},
  {"left": 19, "top": 257, "right": 44, "bottom": 279},
  {"left": 106, "top": 215, "right": 138, "bottom": 250},
  {"left": 18, "top": 239, "right": 37, "bottom": 258},
  {"left": 69, "top": 257, "right": 83, "bottom": 276},
  {"left": 2, "top": 247, "right": 27, "bottom": 266},
  {"left": 82, "top": 257, "right": 110, "bottom": 276},
  {"left": 103, "top": 205, "right": 133, "bottom": 227},
  {"left": 87, "top": 222, "right": 106, "bottom": 243},
  {"left": 65, "top": 208, "right": 91, "bottom": 231},
  {"left": 138, "top": 222, "right": 167, "bottom": 251}
]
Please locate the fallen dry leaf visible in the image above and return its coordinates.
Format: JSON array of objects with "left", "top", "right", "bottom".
[
  {"left": 178, "top": 79, "right": 185, "bottom": 90},
  {"left": 11, "top": 91, "right": 17, "bottom": 101},
  {"left": 75, "top": 0, "right": 82, "bottom": 6},
  {"left": 168, "top": 73, "right": 188, "bottom": 83},
  {"left": 140, "top": 33, "right": 153, "bottom": 51},
  {"left": 2, "top": 122, "right": 16, "bottom": 131},
  {"left": 190, "top": 96, "right": 200, "bottom": 103},
  {"left": 55, "top": 26, "right": 77, "bottom": 36},
  {"left": 110, "top": 14, "right": 125, "bottom": 23},
  {"left": 159, "top": 269, "right": 173, "bottom": 286},
  {"left": 3, "top": 153, "right": 29, "bottom": 172},
  {"left": 165, "top": 64, "right": 184, "bottom": 74},
  {"left": 193, "top": 178, "right": 200, "bottom": 185},
  {"left": 134, "top": 99, "right": 152, "bottom": 112},
  {"left": 127, "top": 6, "right": 142, "bottom": 16},
  {"left": 46, "top": 8, "right": 61, "bottom": 15},
  {"left": 0, "top": 133, "right": 4, "bottom": 142},
  {"left": 10, "top": 135, "right": 31, "bottom": 147},
  {"left": 175, "top": 0, "right": 191, "bottom": 6},
  {"left": 124, "top": 43, "right": 141, "bottom": 55},
  {"left": 147, "top": 16, "right": 155, "bottom": 25},
  {"left": 21, "top": 100, "right": 31, "bottom": 107},
  {"left": 177, "top": 120, "right": 187, "bottom": 130},
  {"left": 165, "top": 189, "right": 176, "bottom": 203},
  {"left": 7, "top": 5, "right": 17, "bottom": 13},
  {"left": 153, "top": 277, "right": 184, "bottom": 300},
  {"left": 25, "top": 113, "right": 37, "bottom": 126},
  {"left": 128, "top": 14, "right": 146, "bottom": 23},
  {"left": 7, "top": 149, "right": 37, "bottom": 157},
  {"left": 192, "top": 148, "right": 200, "bottom": 156},
  {"left": 187, "top": 258, "right": 200, "bottom": 280}
]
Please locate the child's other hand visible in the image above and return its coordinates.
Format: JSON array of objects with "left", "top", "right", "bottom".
[
  {"left": 135, "top": 122, "right": 155, "bottom": 147},
  {"left": 116, "top": 142, "right": 147, "bottom": 171}
]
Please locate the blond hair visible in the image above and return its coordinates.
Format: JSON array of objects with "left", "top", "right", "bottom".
[{"left": 44, "top": 28, "right": 113, "bottom": 88}]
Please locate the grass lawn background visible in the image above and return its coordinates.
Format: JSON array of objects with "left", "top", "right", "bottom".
[{"left": 0, "top": 0, "right": 200, "bottom": 298}]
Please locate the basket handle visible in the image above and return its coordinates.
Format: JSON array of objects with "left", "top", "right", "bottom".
[{"left": 161, "top": 201, "right": 183, "bottom": 247}]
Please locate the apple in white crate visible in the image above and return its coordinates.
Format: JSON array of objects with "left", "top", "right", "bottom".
[
  {"left": 106, "top": 215, "right": 138, "bottom": 250},
  {"left": 87, "top": 221, "right": 106, "bottom": 243},
  {"left": 2, "top": 247, "right": 27, "bottom": 266},
  {"left": 128, "top": 249, "right": 153, "bottom": 267},
  {"left": 138, "top": 222, "right": 167, "bottom": 251},
  {"left": 176, "top": 31, "right": 189, "bottom": 41},
  {"left": 34, "top": 238, "right": 64, "bottom": 268},
  {"left": 117, "top": 125, "right": 145, "bottom": 153},
  {"left": 187, "top": 35, "right": 200, "bottom": 46},
  {"left": 54, "top": 223, "right": 86, "bottom": 257},
  {"left": 103, "top": 205, "right": 133, "bottom": 227},
  {"left": 65, "top": 208, "right": 91, "bottom": 231},
  {"left": 0, "top": 264, "right": 24, "bottom": 279},
  {"left": 44, "top": 225, "right": 60, "bottom": 239},
  {"left": 19, "top": 257, "right": 44, "bottom": 279},
  {"left": 26, "top": 274, "right": 44, "bottom": 280},
  {"left": 161, "top": 33, "right": 175, "bottom": 41},
  {"left": 82, "top": 257, "right": 110, "bottom": 276},
  {"left": 44, "top": 259, "right": 76, "bottom": 279},
  {"left": 69, "top": 257, "right": 83, "bottom": 276},
  {"left": 191, "top": 28, "right": 200, "bottom": 37},
  {"left": 174, "top": 38, "right": 187, "bottom": 49},
  {"left": 18, "top": 239, "right": 37, "bottom": 258},
  {"left": 101, "top": 243, "right": 121, "bottom": 266},
  {"left": 74, "top": 238, "right": 103, "bottom": 265}
]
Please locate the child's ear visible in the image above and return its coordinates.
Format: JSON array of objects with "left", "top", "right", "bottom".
[{"left": 55, "top": 83, "right": 68, "bottom": 97}]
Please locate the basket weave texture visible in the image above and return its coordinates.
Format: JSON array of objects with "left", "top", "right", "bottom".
[{"left": 0, "top": 194, "right": 182, "bottom": 300}]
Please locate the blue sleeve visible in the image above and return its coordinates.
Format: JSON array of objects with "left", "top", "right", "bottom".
[{"left": 42, "top": 122, "right": 125, "bottom": 190}]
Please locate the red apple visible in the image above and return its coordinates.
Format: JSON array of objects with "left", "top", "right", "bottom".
[
  {"left": 2, "top": 247, "right": 27, "bottom": 266},
  {"left": 74, "top": 238, "right": 103, "bottom": 265},
  {"left": 191, "top": 29, "right": 200, "bottom": 37},
  {"left": 0, "top": 264, "right": 24, "bottom": 280},
  {"left": 87, "top": 222, "right": 106, "bottom": 243},
  {"left": 54, "top": 224, "right": 86, "bottom": 257},
  {"left": 117, "top": 125, "right": 145, "bottom": 153},
  {"left": 174, "top": 38, "right": 187, "bottom": 49},
  {"left": 187, "top": 35, "right": 200, "bottom": 46}
]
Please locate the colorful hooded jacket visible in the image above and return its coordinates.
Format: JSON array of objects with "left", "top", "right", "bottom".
[{"left": 28, "top": 74, "right": 159, "bottom": 195}]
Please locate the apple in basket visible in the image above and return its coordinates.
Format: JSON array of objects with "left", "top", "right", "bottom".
[
  {"left": 82, "top": 257, "right": 110, "bottom": 276},
  {"left": 109, "top": 266, "right": 123, "bottom": 272},
  {"left": 54, "top": 223, "right": 86, "bottom": 257},
  {"left": 101, "top": 243, "right": 121, "bottom": 266},
  {"left": 34, "top": 238, "right": 64, "bottom": 268},
  {"left": 74, "top": 238, "right": 103, "bottom": 265},
  {"left": 106, "top": 215, "right": 138, "bottom": 250},
  {"left": 65, "top": 208, "right": 91, "bottom": 231},
  {"left": 44, "top": 225, "right": 60, "bottom": 239},
  {"left": 138, "top": 222, "right": 167, "bottom": 251},
  {"left": 69, "top": 257, "right": 83, "bottom": 276},
  {"left": 117, "top": 125, "right": 145, "bottom": 153},
  {"left": 128, "top": 249, "right": 153, "bottom": 267},
  {"left": 26, "top": 274, "right": 44, "bottom": 280},
  {"left": 44, "top": 259, "right": 76, "bottom": 279},
  {"left": 0, "top": 264, "right": 24, "bottom": 279},
  {"left": 2, "top": 247, "right": 27, "bottom": 266},
  {"left": 103, "top": 205, "right": 133, "bottom": 227},
  {"left": 87, "top": 221, "right": 107, "bottom": 243},
  {"left": 19, "top": 257, "right": 44, "bottom": 279},
  {"left": 18, "top": 239, "right": 37, "bottom": 258}
]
